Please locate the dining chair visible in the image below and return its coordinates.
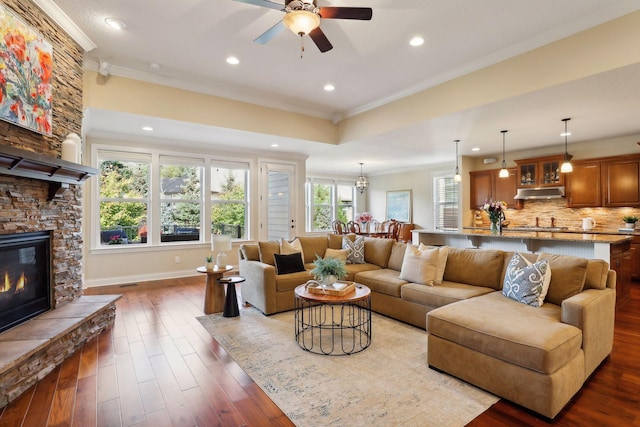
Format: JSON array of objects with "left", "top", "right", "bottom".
[
  {"left": 346, "top": 221, "right": 361, "bottom": 234},
  {"left": 332, "top": 220, "right": 346, "bottom": 235}
]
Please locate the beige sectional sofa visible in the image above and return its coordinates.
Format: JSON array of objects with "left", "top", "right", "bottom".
[{"left": 238, "top": 234, "right": 616, "bottom": 419}]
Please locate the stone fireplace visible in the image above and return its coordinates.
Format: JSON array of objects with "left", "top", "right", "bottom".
[{"left": 0, "top": 0, "right": 119, "bottom": 408}]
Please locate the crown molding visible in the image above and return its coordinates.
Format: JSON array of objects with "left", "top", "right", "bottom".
[{"left": 32, "top": 0, "right": 96, "bottom": 52}]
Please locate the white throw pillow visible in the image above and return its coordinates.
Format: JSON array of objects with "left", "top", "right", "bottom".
[
  {"left": 399, "top": 245, "right": 448, "bottom": 286},
  {"left": 281, "top": 238, "right": 304, "bottom": 262},
  {"left": 502, "top": 252, "right": 552, "bottom": 307},
  {"left": 324, "top": 248, "right": 349, "bottom": 262}
]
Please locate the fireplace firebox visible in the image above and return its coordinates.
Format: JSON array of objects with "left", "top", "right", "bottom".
[{"left": 0, "top": 231, "right": 51, "bottom": 333}]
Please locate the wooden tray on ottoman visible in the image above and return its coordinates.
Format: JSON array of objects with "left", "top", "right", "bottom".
[{"left": 305, "top": 281, "right": 356, "bottom": 296}]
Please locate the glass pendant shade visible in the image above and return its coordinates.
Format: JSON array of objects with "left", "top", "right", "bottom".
[
  {"left": 283, "top": 10, "right": 320, "bottom": 35},
  {"left": 560, "top": 118, "right": 573, "bottom": 173},
  {"left": 355, "top": 163, "right": 369, "bottom": 194},
  {"left": 453, "top": 139, "right": 462, "bottom": 182},
  {"left": 499, "top": 130, "right": 509, "bottom": 178}
]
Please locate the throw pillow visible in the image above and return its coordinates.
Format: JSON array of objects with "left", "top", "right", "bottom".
[
  {"left": 399, "top": 245, "right": 448, "bottom": 286},
  {"left": 502, "top": 252, "right": 551, "bottom": 307},
  {"left": 418, "top": 244, "right": 448, "bottom": 285},
  {"left": 324, "top": 248, "right": 349, "bottom": 262},
  {"left": 281, "top": 238, "right": 304, "bottom": 262},
  {"left": 273, "top": 253, "right": 306, "bottom": 275},
  {"left": 258, "top": 240, "right": 280, "bottom": 266},
  {"left": 342, "top": 235, "right": 365, "bottom": 264}
]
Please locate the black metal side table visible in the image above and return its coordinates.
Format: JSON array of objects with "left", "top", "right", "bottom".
[{"left": 218, "top": 276, "right": 245, "bottom": 317}]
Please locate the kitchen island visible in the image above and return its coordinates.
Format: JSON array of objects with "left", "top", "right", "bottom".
[{"left": 412, "top": 228, "right": 632, "bottom": 308}]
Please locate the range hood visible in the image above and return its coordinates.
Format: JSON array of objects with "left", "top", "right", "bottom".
[{"left": 514, "top": 186, "right": 565, "bottom": 200}]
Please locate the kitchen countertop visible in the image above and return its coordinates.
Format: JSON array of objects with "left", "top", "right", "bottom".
[{"left": 417, "top": 228, "right": 632, "bottom": 244}]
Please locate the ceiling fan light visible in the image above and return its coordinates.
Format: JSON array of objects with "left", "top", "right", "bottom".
[{"left": 283, "top": 10, "right": 320, "bottom": 36}]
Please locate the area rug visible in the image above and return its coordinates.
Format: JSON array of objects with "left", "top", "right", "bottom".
[{"left": 197, "top": 309, "right": 498, "bottom": 426}]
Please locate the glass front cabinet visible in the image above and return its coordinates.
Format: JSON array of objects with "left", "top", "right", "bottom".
[{"left": 515, "top": 155, "right": 567, "bottom": 187}]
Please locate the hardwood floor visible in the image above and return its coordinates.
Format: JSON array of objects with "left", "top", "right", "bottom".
[{"left": 0, "top": 277, "right": 638, "bottom": 426}]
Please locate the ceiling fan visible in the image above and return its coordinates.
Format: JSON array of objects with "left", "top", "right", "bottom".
[{"left": 234, "top": 0, "right": 373, "bottom": 53}]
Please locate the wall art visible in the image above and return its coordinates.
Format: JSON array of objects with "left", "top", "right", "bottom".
[{"left": 0, "top": 4, "right": 53, "bottom": 135}]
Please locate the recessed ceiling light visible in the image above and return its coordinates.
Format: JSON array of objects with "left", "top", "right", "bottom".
[
  {"left": 324, "top": 83, "right": 335, "bottom": 92},
  {"left": 226, "top": 56, "right": 240, "bottom": 65},
  {"left": 149, "top": 62, "right": 161, "bottom": 70},
  {"left": 142, "top": 126, "right": 153, "bottom": 132},
  {"left": 471, "top": 147, "right": 480, "bottom": 152},
  {"left": 105, "top": 18, "right": 126, "bottom": 30},
  {"left": 409, "top": 36, "right": 424, "bottom": 47},
  {"left": 271, "top": 144, "right": 279, "bottom": 148}
]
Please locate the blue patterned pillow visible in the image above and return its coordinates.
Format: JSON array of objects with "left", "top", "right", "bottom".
[
  {"left": 503, "top": 253, "right": 551, "bottom": 307},
  {"left": 342, "top": 235, "right": 365, "bottom": 264}
]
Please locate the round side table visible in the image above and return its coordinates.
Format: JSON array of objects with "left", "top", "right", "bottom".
[
  {"left": 218, "top": 276, "right": 245, "bottom": 317},
  {"left": 197, "top": 265, "right": 232, "bottom": 314}
]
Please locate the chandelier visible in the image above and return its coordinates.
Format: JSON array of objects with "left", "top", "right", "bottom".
[{"left": 355, "top": 162, "right": 369, "bottom": 194}]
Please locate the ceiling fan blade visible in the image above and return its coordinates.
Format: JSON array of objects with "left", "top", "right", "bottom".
[
  {"left": 309, "top": 27, "right": 333, "bottom": 53},
  {"left": 318, "top": 7, "right": 372, "bottom": 20},
  {"left": 254, "top": 21, "right": 287, "bottom": 44},
  {"left": 233, "top": 0, "right": 284, "bottom": 11}
]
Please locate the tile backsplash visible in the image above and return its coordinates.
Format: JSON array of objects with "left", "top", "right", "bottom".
[{"left": 473, "top": 198, "right": 640, "bottom": 231}]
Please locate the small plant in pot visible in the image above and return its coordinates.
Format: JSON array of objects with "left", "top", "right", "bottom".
[
  {"left": 623, "top": 215, "right": 639, "bottom": 229},
  {"left": 205, "top": 255, "right": 214, "bottom": 270},
  {"left": 310, "top": 255, "right": 347, "bottom": 288}
]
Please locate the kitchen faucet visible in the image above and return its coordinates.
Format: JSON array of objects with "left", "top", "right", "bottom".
[{"left": 551, "top": 217, "right": 555, "bottom": 228}]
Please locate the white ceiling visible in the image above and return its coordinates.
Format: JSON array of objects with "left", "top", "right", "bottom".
[{"left": 44, "top": 0, "right": 640, "bottom": 175}]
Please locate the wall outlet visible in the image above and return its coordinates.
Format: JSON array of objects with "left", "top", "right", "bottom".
[{"left": 174, "top": 256, "right": 180, "bottom": 264}]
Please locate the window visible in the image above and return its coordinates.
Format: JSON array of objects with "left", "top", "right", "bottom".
[
  {"left": 211, "top": 162, "right": 249, "bottom": 239},
  {"left": 160, "top": 156, "right": 203, "bottom": 242},
  {"left": 98, "top": 152, "right": 150, "bottom": 245},
  {"left": 433, "top": 173, "right": 459, "bottom": 231},
  {"left": 95, "top": 147, "right": 252, "bottom": 249},
  {"left": 306, "top": 179, "right": 356, "bottom": 232}
]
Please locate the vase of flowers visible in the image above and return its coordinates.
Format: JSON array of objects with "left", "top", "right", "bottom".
[
  {"left": 355, "top": 212, "right": 373, "bottom": 232},
  {"left": 483, "top": 200, "right": 507, "bottom": 233},
  {"left": 310, "top": 255, "right": 347, "bottom": 288},
  {"left": 108, "top": 234, "right": 124, "bottom": 245}
]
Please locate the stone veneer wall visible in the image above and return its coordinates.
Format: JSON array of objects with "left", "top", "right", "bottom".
[
  {"left": 0, "top": 0, "right": 84, "bottom": 307},
  {"left": 477, "top": 199, "right": 640, "bottom": 231}
]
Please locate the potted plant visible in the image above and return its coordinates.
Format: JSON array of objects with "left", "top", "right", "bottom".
[
  {"left": 623, "top": 215, "right": 639, "bottom": 229},
  {"left": 310, "top": 255, "right": 347, "bottom": 288},
  {"left": 205, "top": 255, "right": 214, "bottom": 270}
]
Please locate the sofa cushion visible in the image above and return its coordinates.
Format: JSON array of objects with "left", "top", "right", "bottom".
[
  {"left": 258, "top": 240, "right": 280, "bottom": 266},
  {"left": 502, "top": 253, "right": 551, "bottom": 307},
  {"left": 584, "top": 259, "right": 609, "bottom": 290},
  {"left": 399, "top": 245, "right": 448, "bottom": 286},
  {"left": 427, "top": 292, "right": 583, "bottom": 375},
  {"left": 402, "top": 281, "right": 495, "bottom": 307},
  {"left": 327, "top": 233, "right": 344, "bottom": 249},
  {"left": 275, "top": 270, "right": 313, "bottom": 292},
  {"left": 273, "top": 252, "right": 305, "bottom": 275},
  {"left": 240, "top": 244, "right": 260, "bottom": 261},
  {"left": 297, "top": 236, "right": 328, "bottom": 264},
  {"left": 537, "top": 253, "right": 588, "bottom": 305},
  {"left": 388, "top": 241, "right": 407, "bottom": 271},
  {"left": 280, "top": 238, "right": 304, "bottom": 261},
  {"left": 355, "top": 268, "right": 406, "bottom": 297},
  {"left": 345, "top": 263, "right": 380, "bottom": 282},
  {"left": 324, "top": 248, "right": 349, "bottom": 262},
  {"left": 343, "top": 235, "right": 365, "bottom": 264},
  {"left": 363, "top": 238, "right": 394, "bottom": 268},
  {"left": 444, "top": 248, "right": 504, "bottom": 289},
  {"left": 500, "top": 251, "right": 538, "bottom": 285}
]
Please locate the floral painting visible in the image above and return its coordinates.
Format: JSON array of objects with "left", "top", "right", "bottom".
[{"left": 0, "top": 5, "right": 53, "bottom": 135}]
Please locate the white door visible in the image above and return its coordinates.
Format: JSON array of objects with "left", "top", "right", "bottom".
[{"left": 261, "top": 163, "right": 296, "bottom": 241}]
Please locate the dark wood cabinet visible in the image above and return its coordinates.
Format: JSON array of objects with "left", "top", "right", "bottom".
[
  {"left": 602, "top": 158, "right": 640, "bottom": 207},
  {"left": 565, "top": 161, "right": 601, "bottom": 207},
  {"left": 470, "top": 168, "right": 521, "bottom": 210},
  {"left": 631, "top": 236, "right": 640, "bottom": 282},
  {"left": 610, "top": 240, "right": 632, "bottom": 309},
  {"left": 515, "top": 155, "right": 566, "bottom": 188}
]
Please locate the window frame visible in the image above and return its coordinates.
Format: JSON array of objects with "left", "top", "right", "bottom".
[
  {"left": 305, "top": 177, "right": 357, "bottom": 232},
  {"left": 433, "top": 171, "right": 460, "bottom": 231}
]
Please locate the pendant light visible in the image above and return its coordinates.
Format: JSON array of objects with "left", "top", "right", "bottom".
[
  {"left": 560, "top": 118, "right": 573, "bottom": 173},
  {"left": 355, "top": 162, "right": 369, "bottom": 194},
  {"left": 499, "top": 130, "right": 509, "bottom": 178},
  {"left": 453, "top": 139, "right": 462, "bottom": 183}
]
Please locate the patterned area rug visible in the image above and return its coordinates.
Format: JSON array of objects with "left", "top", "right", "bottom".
[{"left": 197, "top": 309, "right": 498, "bottom": 426}]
